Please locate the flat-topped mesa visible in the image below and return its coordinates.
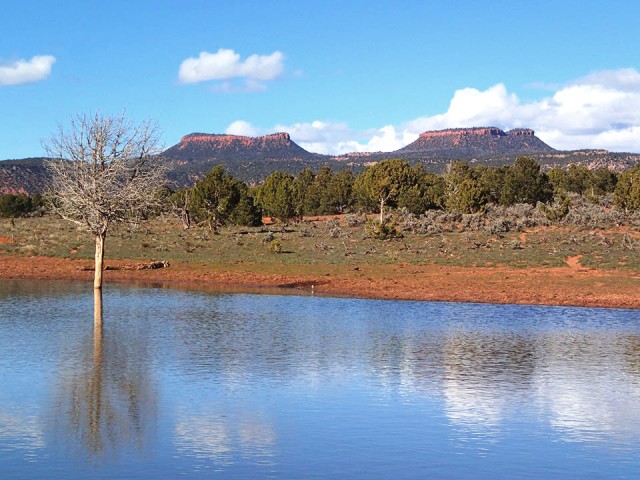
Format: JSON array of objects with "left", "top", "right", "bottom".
[
  {"left": 397, "top": 126, "right": 556, "bottom": 157},
  {"left": 418, "top": 127, "right": 506, "bottom": 139},
  {"left": 178, "top": 132, "right": 293, "bottom": 150},
  {"left": 507, "top": 128, "right": 535, "bottom": 136},
  {"left": 161, "top": 131, "right": 319, "bottom": 174}
]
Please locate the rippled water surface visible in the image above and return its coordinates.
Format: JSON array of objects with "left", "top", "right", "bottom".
[{"left": 1, "top": 279, "right": 640, "bottom": 479}]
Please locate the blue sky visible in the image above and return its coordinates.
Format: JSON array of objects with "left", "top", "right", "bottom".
[{"left": 2, "top": 0, "right": 640, "bottom": 158}]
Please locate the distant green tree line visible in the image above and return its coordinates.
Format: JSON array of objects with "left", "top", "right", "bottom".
[
  {"left": 160, "top": 158, "right": 639, "bottom": 227},
  {"left": 17, "top": 158, "right": 636, "bottom": 224},
  {"left": 0, "top": 193, "right": 45, "bottom": 218},
  {"left": 167, "top": 164, "right": 262, "bottom": 231}
]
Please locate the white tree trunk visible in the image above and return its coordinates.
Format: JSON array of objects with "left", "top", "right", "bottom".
[
  {"left": 94, "top": 230, "right": 106, "bottom": 289},
  {"left": 379, "top": 198, "right": 385, "bottom": 223}
]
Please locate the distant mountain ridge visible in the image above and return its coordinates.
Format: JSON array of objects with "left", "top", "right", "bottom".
[
  {"left": 164, "top": 132, "right": 320, "bottom": 162},
  {"left": 0, "top": 158, "right": 50, "bottom": 195},
  {"left": 2, "top": 127, "right": 640, "bottom": 194},
  {"left": 161, "top": 132, "right": 324, "bottom": 185},
  {"left": 395, "top": 127, "right": 556, "bottom": 159}
]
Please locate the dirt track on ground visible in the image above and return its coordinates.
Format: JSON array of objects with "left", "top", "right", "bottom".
[{"left": 1, "top": 254, "right": 638, "bottom": 309}]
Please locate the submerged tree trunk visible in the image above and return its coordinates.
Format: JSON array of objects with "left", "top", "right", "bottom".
[
  {"left": 94, "top": 229, "right": 107, "bottom": 289},
  {"left": 94, "top": 288, "right": 103, "bottom": 332}
]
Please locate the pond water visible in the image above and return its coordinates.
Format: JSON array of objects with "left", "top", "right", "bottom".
[{"left": 1, "top": 279, "right": 640, "bottom": 479}]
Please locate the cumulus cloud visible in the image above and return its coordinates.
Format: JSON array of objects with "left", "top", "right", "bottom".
[
  {"left": 224, "top": 120, "right": 415, "bottom": 155},
  {"left": 397, "top": 68, "right": 640, "bottom": 152},
  {"left": 273, "top": 120, "right": 363, "bottom": 154},
  {"left": 178, "top": 48, "right": 284, "bottom": 91},
  {"left": 225, "top": 120, "right": 260, "bottom": 137},
  {"left": 572, "top": 68, "right": 640, "bottom": 91},
  {"left": 225, "top": 68, "right": 640, "bottom": 153},
  {"left": 343, "top": 125, "right": 418, "bottom": 154},
  {"left": 0, "top": 55, "right": 56, "bottom": 86}
]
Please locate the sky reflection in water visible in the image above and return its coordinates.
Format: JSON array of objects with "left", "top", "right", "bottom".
[{"left": 0, "top": 279, "right": 639, "bottom": 479}]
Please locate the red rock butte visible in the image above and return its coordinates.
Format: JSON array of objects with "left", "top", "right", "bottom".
[
  {"left": 418, "top": 127, "right": 535, "bottom": 139},
  {"left": 396, "top": 126, "right": 555, "bottom": 157},
  {"left": 178, "top": 132, "right": 293, "bottom": 150}
]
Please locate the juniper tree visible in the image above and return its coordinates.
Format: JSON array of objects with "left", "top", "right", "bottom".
[
  {"left": 256, "top": 171, "right": 297, "bottom": 223},
  {"left": 189, "top": 164, "right": 261, "bottom": 229},
  {"left": 615, "top": 165, "right": 640, "bottom": 211},
  {"left": 325, "top": 168, "right": 355, "bottom": 214},
  {"left": 397, "top": 167, "right": 445, "bottom": 214},
  {"left": 354, "top": 159, "right": 416, "bottom": 222},
  {"left": 444, "top": 161, "right": 486, "bottom": 213},
  {"left": 500, "top": 156, "right": 552, "bottom": 206}
]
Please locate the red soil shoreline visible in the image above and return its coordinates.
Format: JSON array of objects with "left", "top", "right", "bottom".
[{"left": 1, "top": 254, "right": 638, "bottom": 309}]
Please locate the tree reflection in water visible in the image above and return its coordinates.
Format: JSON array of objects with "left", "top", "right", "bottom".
[{"left": 50, "top": 290, "right": 157, "bottom": 461}]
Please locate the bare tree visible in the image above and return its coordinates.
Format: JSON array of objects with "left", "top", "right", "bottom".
[{"left": 45, "top": 112, "right": 167, "bottom": 289}]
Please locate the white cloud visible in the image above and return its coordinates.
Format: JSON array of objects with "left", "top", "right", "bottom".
[
  {"left": 225, "top": 120, "right": 260, "bottom": 137},
  {"left": 225, "top": 120, "right": 416, "bottom": 155},
  {"left": 178, "top": 48, "right": 284, "bottom": 91},
  {"left": 224, "top": 68, "right": 640, "bottom": 154},
  {"left": 0, "top": 55, "right": 56, "bottom": 86},
  {"left": 341, "top": 125, "right": 418, "bottom": 154},
  {"left": 398, "top": 68, "right": 640, "bottom": 152},
  {"left": 572, "top": 68, "right": 640, "bottom": 91},
  {"left": 273, "top": 120, "right": 360, "bottom": 154}
]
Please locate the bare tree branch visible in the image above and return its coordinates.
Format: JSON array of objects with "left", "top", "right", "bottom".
[{"left": 45, "top": 112, "right": 167, "bottom": 289}]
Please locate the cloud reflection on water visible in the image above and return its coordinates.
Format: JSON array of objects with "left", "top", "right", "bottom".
[
  {"left": 174, "top": 411, "right": 276, "bottom": 465},
  {"left": 2, "top": 283, "right": 640, "bottom": 475},
  {"left": 0, "top": 410, "right": 44, "bottom": 458},
  {"left": 533, "top": 333, "right": 640, "bottom": 444}
]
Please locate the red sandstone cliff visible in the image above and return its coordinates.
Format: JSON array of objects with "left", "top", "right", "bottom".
[
  {"left": 164, "top": 132, "right": 317, "bottom": 162},
  {"left": 177, "top": 132, "right": 296, "bottom": 152},
  {"left": 160, "top": 131, "right": 324, "bottom": 184},
  {"left": 397, "top": 127, "right": 555, "bottom": 158}
]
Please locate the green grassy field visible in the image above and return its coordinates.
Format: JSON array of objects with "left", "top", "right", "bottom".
[{"left": 1, "top": 213, "right": 638, "bottom": 273}]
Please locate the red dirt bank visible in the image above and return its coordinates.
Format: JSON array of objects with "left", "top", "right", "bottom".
[{"left": 1, "top": 254, "right": 638, "bottom": 309}]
